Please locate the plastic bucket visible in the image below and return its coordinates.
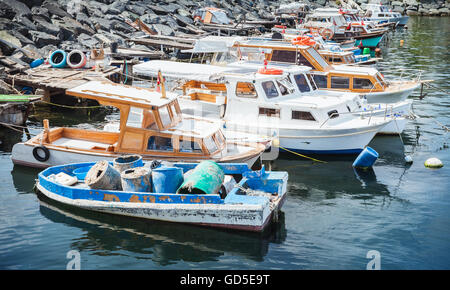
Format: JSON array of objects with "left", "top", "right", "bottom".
[
  {"left": 121, "top": 167, "right": 151, "bottom": 192},
  {"left": 73, "top": 166, "right": 92, "bottom": 180},
  {"left": 362, "top": 47, "right": 371, "bottom": 55},
  {"left": 177, "top": 161, "right": 224, "bottom": 195},
  {"left": 352, "top": 146, "right": 379, "bottom": 169},
  {"left": 113, "top": 155, "right": 143, "bottom": 173},
  {"left": 49, "top": 50, "right": 67, "bottom": 68},
  {"left": 151, "top": 166, "right": 184, "bottom": 193}
]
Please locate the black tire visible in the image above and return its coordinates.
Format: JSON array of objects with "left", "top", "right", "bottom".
[{"left": 32, "top": 146, "right": 50, "bottom": 162}]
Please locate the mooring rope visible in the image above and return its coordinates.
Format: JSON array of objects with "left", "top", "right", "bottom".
[{"left": 37, "top": 100, "right": 104, "bottom": 109}]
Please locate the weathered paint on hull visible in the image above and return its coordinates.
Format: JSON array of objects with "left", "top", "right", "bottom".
[{"left": 36, "top": 180, "right": 285, "bottom": 232}]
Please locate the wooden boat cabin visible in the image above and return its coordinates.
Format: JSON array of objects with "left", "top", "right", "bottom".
[
  {"left": 226, "top": 39, "right": 420, "bottom": 103},
  {"left": 11, "top": 81, "right": 265, "bottom": 168}
]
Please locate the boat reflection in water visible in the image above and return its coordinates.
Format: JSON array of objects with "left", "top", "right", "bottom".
[{"left": 35, "top": 192, "right": 287, "bottom": 266}]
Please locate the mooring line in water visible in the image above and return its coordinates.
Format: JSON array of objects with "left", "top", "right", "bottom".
[
  {"left": 277, "top": 145, "right": 327, "bottom": 163},
  {"left": 38, "top": 100, "right": 103, "bottom": 109}
]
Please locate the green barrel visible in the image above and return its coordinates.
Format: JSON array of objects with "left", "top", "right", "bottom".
[
  {"left": 176, "top": 161, "right": 224, "bottom": 195},
  {"left": 363, "top": 47, "right": 371, "bottom": 55}
]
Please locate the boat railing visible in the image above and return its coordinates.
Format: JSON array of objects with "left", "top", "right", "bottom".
[
  {"left": 383, "top": 68, "right": 424, "bottom": 84},
  {"left": 319, "top": 108, "right": 376, "bottom": 128}
]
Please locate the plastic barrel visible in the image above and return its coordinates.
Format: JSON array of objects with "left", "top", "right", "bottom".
[
  {"left": 120, "top": 167, "right": 151, "bottom": 192},
  {"left": 113, "top": 155, "right": 143, "bottom": 173},
  {"left": 66, "top": 50, "right": 87, "bottom": 69},
  {"left": 151, "top": 166, "right": 184, "bottom": 193},
  {"left": 352, "top": 146, "right": 379, "bottom": 169},
  {"left": 49, "top": 50, "right": 67, "bottom": 68},
  {"left": 177, "top": 161, "right": 225, "bottom": 195},
  {"left": 85, "top": 160, "right": 122, "bottom": 190},
  {"left": 30, "top": 58, "right": 44, "bottom": 68},
  {"left": 363, "top": 47, "right": 371, "bottom": 55}
]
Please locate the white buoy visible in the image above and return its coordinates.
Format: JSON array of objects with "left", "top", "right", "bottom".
[{"left": 424, "top": 157, "right": 443, "bottom": 168}]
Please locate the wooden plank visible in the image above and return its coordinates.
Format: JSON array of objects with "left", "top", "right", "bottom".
[{"left": 130, "top": 38, "right": 194, "bottom": 50}]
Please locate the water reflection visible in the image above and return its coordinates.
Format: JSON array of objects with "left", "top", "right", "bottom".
[
  {"left": 35, "top": 192, "right": 286, "bottom": 267},
  {"left": 11, "top": 165, "right": 41, "bottom": 194}
]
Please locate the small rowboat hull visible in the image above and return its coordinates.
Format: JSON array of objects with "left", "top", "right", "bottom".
[{"left": 35, "top": 162, "right": 288, "bottom": 232}]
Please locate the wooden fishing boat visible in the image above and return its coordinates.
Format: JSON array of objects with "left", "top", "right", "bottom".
[
  {"left": 11, "top": 81, "right": 265, "bottom": 168},
  {"left": 35, "top": 161, "right": 288, "bottom": 232},
  {"left": 298, "top": 8, "right": 388, "bottom": 47},
  {"left": 0, "top": 94, "right": 41, "bottom": 126},
  {"left": 363, "top": 3, "right": 409, "bottom": 27},
  {"left": 222, "top": 38, "right": 422, "bottom": 104}
]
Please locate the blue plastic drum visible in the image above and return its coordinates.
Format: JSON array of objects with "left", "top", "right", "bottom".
[
  {"left": 151, "top": 166, "right": 184, "bottom": 193},
  {"left": 352, "top": 146, "right": 379, "bottom": 169}
]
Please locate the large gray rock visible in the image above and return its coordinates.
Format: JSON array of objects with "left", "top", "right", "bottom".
[
  {"left": 28, "top": 31, "right": 60, "bottom": 48},
  {"left": 0, "top": 0, "right": 32, "bottom": 17},
  {"left": 150, "top": 23, "right": 175, "bottom": 36}
]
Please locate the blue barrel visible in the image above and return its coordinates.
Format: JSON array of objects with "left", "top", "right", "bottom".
[
  {"left": 121, "top": 167, "right": 151, "bottom": 192},
  {"left": 49, "top": 50, "right": 67, "bottom": 68},
  {"left": 113, "top": 155, "right": 143, "bottom": 173},
  {"left": 352, "top": 146, "right": 379, "bottom": 169},
  {"left": 30, "top": 58, "right": 44, "bottom": 68},
  {"left": 151, "top": 166, "right": 184, "bottom": 193}
]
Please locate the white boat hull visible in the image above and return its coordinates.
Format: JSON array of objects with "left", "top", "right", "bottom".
[
  {"left": 36, "top": 181, "right": 285, "bottom": 232},
  {"left": 11, "top": 143, "right": 260, "bottom": 169},
  {"left": 365, "top": 81, "right": 420, "bottom": 104}
]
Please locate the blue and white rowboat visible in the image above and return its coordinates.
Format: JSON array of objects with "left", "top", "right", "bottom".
[{"left": 35, "top": 162, "right": 288, "bottom": 232}]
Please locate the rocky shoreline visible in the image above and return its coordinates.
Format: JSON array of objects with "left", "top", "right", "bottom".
[{"left": 0, "top": 0, "right": 448, "bottom": 81}]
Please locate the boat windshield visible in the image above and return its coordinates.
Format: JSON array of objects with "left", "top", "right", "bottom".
[
  {"left": 204, "top": 134, "right": 219, "bottom": 154},
  {"left": 276, "top": 77, "right": 296, "bottom": 96},
  {"left": 293, "top": 74, "right": 311, "bottom": 92}
]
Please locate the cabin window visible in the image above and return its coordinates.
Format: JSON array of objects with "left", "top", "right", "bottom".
[
  {"left": 327, "top": 110, "right": 339, "bottom": 119},
  {"left": 276, "top": 77, "right": 295, "bottom": 96},
  {"left": 312, "top": 74, "right": 328, "bottom": 88},
  {"left": 158, "top": 106, "right": 172, "bottom": 128},
  {"left": 204, "top": 135, "right": 218, "bottom": 154},
  {"left": 259, "top": 107, "right": 280, "bottom": 118},
  {"left": 214, "top": 131, "right": 225, "bottom": 145},
  {"left": 142, "top": 109, "right": 157, "bottom": 129},
  {"left": 262, "top": 81, "right": 279, "bottom": 99},
  {"left": 294, "top": 74, "right": 311, "bottom": 92},
  {"left": 147, "top": 136, "right": 173, "bottom": 151},
  {"left": 271, "top": 50, "right": 297, "bottom": 63},
  {"left": 296, "top": 53, "right": 314, "bottom": 67},
  {"left": 126, "top": 107, "right": 143, "bottom": 128},
  {"left": 292, "top": 110, "right": 316, "bottom": 121},
  {"left": 179, "top": 138, "right": 203, "bottom": 153},
  {"left": 307, "top": 74, "right": 318, "bottom": 90},
  {"left": 353, "top": 78, "right": 374, "bottom": 89},
  {"left": 330, "top": 76, "right": 350, "bottom": 89},
  {"left": 376, "top": 73, "right": 386, "bottom": 87},
  {"left": 236, "top": 82, "right": 257, "bottom": 98}
]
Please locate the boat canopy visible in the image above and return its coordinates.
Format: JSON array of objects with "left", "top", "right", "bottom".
[
  {"left": 182, "top": 36, "right": 244, "bottom": 54},
  {"left": 66, "top": 81, "right": 175, "bottom": 109}
]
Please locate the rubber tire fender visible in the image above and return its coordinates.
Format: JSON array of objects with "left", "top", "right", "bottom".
[{"left": 32, "top": 145, "right": 50, "bottom": 162}]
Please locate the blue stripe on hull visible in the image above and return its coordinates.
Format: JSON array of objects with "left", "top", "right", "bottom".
[{"left": 280, "top": 147, "right": 363, "bottom": 155}]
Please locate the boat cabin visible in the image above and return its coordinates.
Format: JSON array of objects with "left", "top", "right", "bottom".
[
  {"left": 64, "top": 81, "right": 228, "bottom": 157},
  {"left": 133, "top": 60, "right": 364, "bottom": 128}
]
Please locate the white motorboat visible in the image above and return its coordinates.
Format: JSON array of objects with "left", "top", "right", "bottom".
[{"left": 134, "top": 60, "right": 394, "bottom": 154}]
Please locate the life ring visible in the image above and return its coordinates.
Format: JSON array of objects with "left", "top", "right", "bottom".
[
  {"left": 49, "top": 50, "right": 67, "bottom": 68},
  {"left": 66, "top": 50, "right": 87, "bottom": 69},
  {"left": 320, "top": 28, "right": 334, "bottom": 41},
  {"left": 258, "top": 67, "right": 283, "bottom": 75},
  {"left": 32, "top": 145, "right": 50, "bottom": 162}
]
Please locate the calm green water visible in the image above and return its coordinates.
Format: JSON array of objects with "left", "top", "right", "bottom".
[{"left": 0, "top": 17, "right": 449, "bottom": 270}]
